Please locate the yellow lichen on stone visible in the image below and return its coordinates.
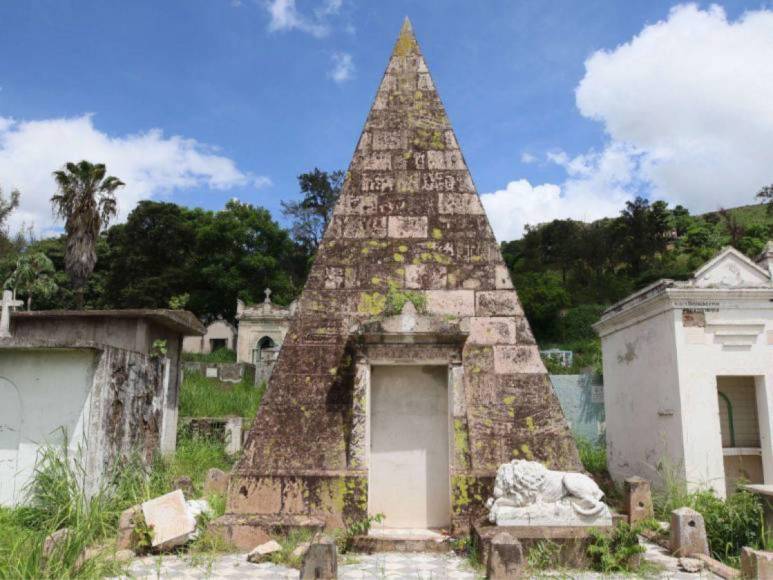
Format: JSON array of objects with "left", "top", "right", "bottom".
[
  {"left": 393, "top": 253, "right": 405, "bottom": 262},
  {"left": 431, "top": 227, "right": 443, "bottom": 240},
  {"left": 520, "top": 443, "right": 534, "bottom": 460},
  {"left": 525, "top": 416, "right": 535, "bottom": 432},
  {"left": 358, "top": 292, "right": 386, "bottom": 316},
  {"left": 371, "top": 276, "right": 382, "bottom": 285},
  {"left": 398, "top": 244, "right": 408, "bottom": 253},
  {"left": 394, "top": 27, "right": 418, "bottom": 57}
]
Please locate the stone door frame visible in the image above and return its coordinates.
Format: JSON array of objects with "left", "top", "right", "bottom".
[{"left": 350, "top": 342, "right": 465, "bottom": 526}]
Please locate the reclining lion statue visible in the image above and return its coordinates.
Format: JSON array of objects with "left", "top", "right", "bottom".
[{"left": 485, "top": 459, "right": 611, "bottom": 526}]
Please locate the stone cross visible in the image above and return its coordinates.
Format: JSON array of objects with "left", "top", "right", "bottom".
[
  {"left": 264, "top": 288, "right": 272, "bottom": 303},
  {"left": 0, "top": 290, "right": 23, "bottom": 338}
]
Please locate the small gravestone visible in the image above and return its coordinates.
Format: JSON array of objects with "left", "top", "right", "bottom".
[
  {"left": 624, "top": 477, "right": 654, "bottom": 524},
  {"left": 206, "top": 366, "right": 218, "bottom": 378},
  {"left": 300, "top": 534, "right": 337, "bottom": 579},
  {"left": 204, "top": 468, "right": 229, "bottom": 495},
  {"left": 173, "top": 475, "right": 194, "bottom": 497},
  {"left": 487, "top": 532, "right": 524, "bottom": 579},
  {"left": 741, "top": 547, "right": 773, "bottom": 579},
  {"left": 670, "top": 507, "right": 709, "bottom": 557}
]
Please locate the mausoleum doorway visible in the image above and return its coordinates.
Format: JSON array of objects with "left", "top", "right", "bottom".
[
  {"left": 717, "top": 376, "right": 765, "bottom": 494},
  {"left": 369, "top": 364, "right": 451, "bottom": 529}
]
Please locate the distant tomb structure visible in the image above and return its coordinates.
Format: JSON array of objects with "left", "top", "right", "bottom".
[
  {"left": 182, "top": 318, "right": 236, "bottom": 355},
  {"left": 235, "top": 289, "right": 296, "bottom": 382},
  {"left": 595, "top": 244, "right": 773, "bottom": 497},
  {"left": 0, "top": 305, "right": 204, "bottom": 505},
  {"left": 218, "top": 19, "right": 580, "bottom": 543}
]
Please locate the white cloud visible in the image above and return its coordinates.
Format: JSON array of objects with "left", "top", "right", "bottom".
[
  {"left": 265, "top": 0, "right": 337, "bottom": 37},
  {"left": 481, "top": 145, "right": 632, "bottom": 240},
  {"left": 575, "top": 3, "right": 773, "bottom": 213},
  {"left": 329, "top": 52, "right": 354, "bottom": 83},
  {"left": 520, "top": 152, "right": 537, "bottom": 164},
  {"left": 0, "top": 114, "right": 269, "bottom": 234},
  {"left": 484, "top": 4, "right": 773, "bottom": 240}
]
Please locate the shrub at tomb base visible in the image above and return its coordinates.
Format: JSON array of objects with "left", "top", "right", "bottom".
[
  {"left": 655, "top": 481, "right": 766, "bottom": 566},
  {"left": 586, "top": 522, "right": 649, "bottom": 573}
]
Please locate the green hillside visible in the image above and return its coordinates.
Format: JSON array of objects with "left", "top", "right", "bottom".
[{"left": 502, "top": 199, "right": 773, "bottom": 373}]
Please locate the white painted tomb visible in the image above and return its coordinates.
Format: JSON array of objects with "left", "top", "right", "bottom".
[{"left": 595, "top": 244, "right": 773, "bottom": 497}]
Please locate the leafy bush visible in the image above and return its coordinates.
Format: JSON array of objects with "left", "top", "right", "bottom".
[
  {"left": 335, "top": 513, "right": 384, "bottom": 553},
  {"left": 560, "top": 304, "right": 605, "bottom": 342},
  {"left": 527, "top": 539, "right": 561, "bottom": 570},
  {"left": 654, "top": 472, "right": 766, "bottom": 566},
  {"left": 179, "top": 372, "right": 265, "bottom": 418},
  {"left": 586, "top": 522, "right": 646, "bottom": 573}
]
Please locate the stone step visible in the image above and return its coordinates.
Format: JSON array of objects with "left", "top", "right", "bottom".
[{"left": 352, "top": 528, "right": 453, "bottom": 553}]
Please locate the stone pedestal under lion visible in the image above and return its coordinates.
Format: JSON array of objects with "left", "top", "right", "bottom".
[{"left": 485, "top": 460, "right": 612, "bottom": 527}]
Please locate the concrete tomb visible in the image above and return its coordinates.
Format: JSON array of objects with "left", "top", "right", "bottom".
[
  {"left": 222, "top": 18, "right": 579, "bottom": 540},
  {"left": 595, "top": 244, "right": 773, "bottom": 497},
  {"left": 182, "top": 318, "right": 236, "bottom": 355},
  {"left": 0, "top": 308, "right": 203, "bottom": 505}
]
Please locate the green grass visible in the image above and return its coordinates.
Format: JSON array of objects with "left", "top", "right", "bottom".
[
  {"left": 576, "top": 437, "right": 607, "bottom": 475},
  {"left": 180, "top": 371, "right": 265, "bottom": 418},
  {"left": 0, "top": 430, "right": 236, "bottom": 578},
  {"left": 182, "top": 348, "right": 237, "bottom": 363}
]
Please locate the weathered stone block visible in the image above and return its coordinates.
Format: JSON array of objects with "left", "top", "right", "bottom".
[
  {"left": 405, "top": 263, "right": 447, "bottom": 289},
  {"left": 624, "top": 477, "right": 654, "bottom": 524},
  {"left": 487, "top": 532, "right": 524, "bottom": 579},
  {"left": 388, "top": 216, "right": 428, "bottom": 238},
  {"left": 741, "top": 547, "right": 773, "bottom": 579},
  {"left": 371, "top": 130, "right": 406, "bottom": 150},
  {"left": 427, "top": 150, "right": 465, "bottom": 170},
  {"left": 247, "top": 539, "right": 282, "bottom": 563},
  {"left": 469, "top": 317, "right": 516, "bottom": 345},
  {"left": 336, "top": 194, "right": 378, "bottom": 215},
  {"left": 142, "top": 490, "right": 196, "bottom": 550},
  {"left": 438, "top": 193, "right": 484, "bottom": 215},
  {"left": 360, "top": 152, "right": 392, "bottom": 170},
  {"left": 476, "top": 291, "right": 523, "bottom": 317},
  {"left": 361, "top": 173, "right": 395, "bottom": 193},
  {"left": 300, "top": 534, "right": 338, "bottom": 579},
  {"left": 670, "top": 507, "right": 709, "bottom": 557},
  {"left": 204, "top": 468, "right": 229, "bottom": 496},
  {"left": 117, "top": 505, "right": 141, "bottom": 550},
  {"left": 336, "top": 216, "right": 387, "bottom": 238},
  {"left": 426, "top": 290, "right": 475, "bottom": 316},
  {"left": 495, "top": 265, "right": 513, "bottom": 289},
  {"left": 493, "top": 346, "right": 545, "bottom": 374}
]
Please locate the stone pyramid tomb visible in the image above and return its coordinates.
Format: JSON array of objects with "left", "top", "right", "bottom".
[{"left": 223, "top": 19, "right": 580, "bottom": 542}]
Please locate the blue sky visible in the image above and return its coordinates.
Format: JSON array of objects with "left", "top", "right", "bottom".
[{"left": 0, "top": 0, "right": 771, "bottom": 240}]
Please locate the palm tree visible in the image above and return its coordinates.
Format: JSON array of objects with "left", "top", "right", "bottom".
[
  {"left": 51, "top": 161, "right": 124, "bottom": 308},
  {"left": 4, "top": 252, "right": 58, "bottom": 310}
]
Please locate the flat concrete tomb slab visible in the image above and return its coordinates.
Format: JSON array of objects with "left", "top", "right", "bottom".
[{"left": 369, "top": 365, "right": 450, "bottom": 530}]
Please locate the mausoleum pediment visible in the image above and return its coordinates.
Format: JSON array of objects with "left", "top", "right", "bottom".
[{"left": 691, "top": 247, "right": 771, "bottom": 289}]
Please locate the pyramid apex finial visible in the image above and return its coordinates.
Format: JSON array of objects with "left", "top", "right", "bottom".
[{"left": 393, "top": 16, "right": 418, "bottom": 56}]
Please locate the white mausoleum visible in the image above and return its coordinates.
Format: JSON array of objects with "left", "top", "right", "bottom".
[{"left": 594, "top": 244, "right": 773, "bottom": 497}]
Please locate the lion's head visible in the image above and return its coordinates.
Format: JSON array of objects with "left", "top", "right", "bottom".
[{"left": 493, "top": 459, "right": 548, "bottom": 507}]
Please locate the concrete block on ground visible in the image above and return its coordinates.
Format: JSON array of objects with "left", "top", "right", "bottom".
[
  {"left": 741, "top": 547, "right": 773, "bottom": 579},
  {"left": 625, "top": 476, "right": 654, "bottom": 524},
  {"left": 300, "top": 534, "right": 337, "bottom": 579},
  {"left": 487, "top": 532, "right": 524, "bottom": 579},
  {"left": 204, "top": 468, "right": 229, "bottom": 495},
  {"left": 142, "top": 489, "right": 196, "bottom": 550},
  {"left": 670, "top": 507, "right": 709, "bottom": 557},
  {"left": 246, "top": 539, "right": 282, "bottom": 563}
]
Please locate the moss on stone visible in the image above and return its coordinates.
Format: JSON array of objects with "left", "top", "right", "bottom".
[
  {"left": 393, "top": 253, "right": 405, "bottom": 263},
  {"left": 384, "top": 281, "right": 426, "bottom": 315},
  {"left": 432, "top": 227, "right": 443, "bottom": 240},
  {"left": 358, "top": 292, "right": 386, "bottom": 316}
]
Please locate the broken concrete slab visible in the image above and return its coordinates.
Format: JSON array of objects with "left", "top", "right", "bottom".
[
  {"left": 246, "top": 539, "right": 282, "bottom": 563},
  {"left": 300, "top": 535, "right": 337, "bottom": 579},
  {"left": 141, "top": 489, "right": 197, "bottom": 550},
  {"left": 670, "top": 507, "right": 709, "bottom": 557},
  {"left": 678, "top": 557, "right": 703, "bottom": 573}
]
